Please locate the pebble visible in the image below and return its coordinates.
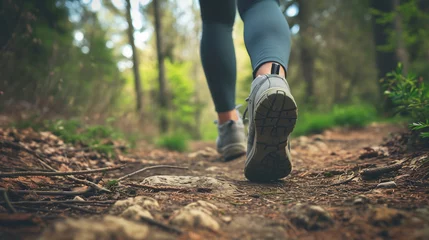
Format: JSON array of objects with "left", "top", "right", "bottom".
[
  {"left": 376, "top": 181, "right": 397, "bottom": 189},
  {"left": 110, "top": 196, "right": 159, "bottom": 215},
  {"left": 73, "top": 196, "right": 85, "bottom": 201},
  {"left": 120, "top": 205, "right": 153, "bottom": 221},
  {"left": 286, "top": 204, "right": 334, "bottom": 230},
  {"left": 170, "top": 200, "right": 220, "bottom": 231},
  {"left": 40, "top": 216, "right": 148, "bottom": 240}
]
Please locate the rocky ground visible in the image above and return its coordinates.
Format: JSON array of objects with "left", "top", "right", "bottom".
[{"left": 0, "top": 123, "right": 428, "bottom": 240}]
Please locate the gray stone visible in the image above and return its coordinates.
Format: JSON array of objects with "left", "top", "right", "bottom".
[
  {"left": 110, "top": 196, "right": 159, "bottom": 215},
  {"left": 376, "top": 181, "right": 397, "bottom": 189},
  {"left": 227, "top": 215, "right": 287, "bottom": 239},
  {"left": 286, "top": 204, "right": 334, "bottom": 230},
  {"left": 141, "top": 175, "right": 237, "bottom": 195},
  {"left": 40, "top": 216, "right": 148, "bottom": 240},
  {"left": 170, "top": 200, "right": 220, "bottom": 231},
  {"left": 73, "top": 196, "right": 85, "bottom": 201},
  {"left": 120, "top": 205, "right": 153, "bottom": 221},
  {"left": 170, "top": 208, "right": 220, "bottom": 231}
]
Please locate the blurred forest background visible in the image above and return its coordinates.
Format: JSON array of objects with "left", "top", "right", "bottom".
[{"left": 1, "top": 0, "right": 428, "bottom": 144}]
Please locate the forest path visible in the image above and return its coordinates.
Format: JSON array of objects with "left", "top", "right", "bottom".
[{"left": 1, "top": 123, "right": 429, "bottom": 240}]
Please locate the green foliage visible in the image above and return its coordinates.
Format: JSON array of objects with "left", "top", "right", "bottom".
[
  {"left": 14, "top": 118, "right": 128, "bottom": 156},
  {"left": 292, "top": 104, "right": 378, "bottom": 136},
  {"left": 0, "top": 0, "right": 124, "bottom": 116},
  {"left": 383, "top": 64, "right": 429, "bottom": 139},
  {"left": 156, "top": 133, "right": 189, "bottom": 152},
  {"left": 372, "top": 0, "right": 429, "bottom": 80}
]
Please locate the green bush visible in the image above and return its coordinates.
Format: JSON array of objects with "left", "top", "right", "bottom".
[
  {"left": 14, "top": 118, "right": 128, "bottom": 156},
  {"left": 156, "top": 133, "right": 189, "bottom": 152},
  {"left": 333, "top": 104, "right": 377, "bottom": 127},
  {"left": 292, "top": 104, "right": 378, "bottom": 136},
  {"left": 382, "top": 64, "right": 429, "bottom": 139}
]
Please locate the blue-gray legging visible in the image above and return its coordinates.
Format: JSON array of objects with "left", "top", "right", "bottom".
[{"left": 199, "top": 0, "right": 292, "bottom": 113}]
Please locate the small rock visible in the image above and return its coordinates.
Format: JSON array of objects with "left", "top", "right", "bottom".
[
  {"left": 170, "top": 201, "right": 220, "bottom": 231},
  {"left": 184, "top": 200, "right": 218, "bottom": 212},
  {"left": 73, "top": 196, "right": 85, "bottom": 202},
  {"left": 313, "top": 141, "right": 328, "bottom": 150},
  {"left": 205, "top": 166, "right": 220, "bottom": 172},
  {"left": 353, "top": 195, "right": 369, "bottom": 205},
  {"left": 297, "top": 136, "right": 310, "bottom": 145},
  {"left": 188, "top": 147, "right": 218, "bottom": 158},
  {"left": 376, "top": 181, "right": 397, "bottom": 189},
  {"left": 120, "top": 205, "right": 153, "bottom": 221},
  {"left": 370, "top": 207, "right": 405, "bottom": 227},
  {"left": 40, "top": 216, "right": 148, "bottom": 240},
  {"left": 142, "top": 176, "right": 237, "bottom": 195},
  {"left": 110, "top": 196, "right": 159, "bottom": 215},
  {"left": 221, "top": 216, "right": 232, "bottom": 223},
  {"left": 286, "top": 204, "right": 334, "bottom": 230},
  {"left": 171, "top": 208, "right": 220, "bottom": 231}
]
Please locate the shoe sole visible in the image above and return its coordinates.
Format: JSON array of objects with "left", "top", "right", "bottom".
[
  {"left": 219, "top": 143, "right": 246, "bottom": 161},
  {"left": 244, "top": 88, "right": 297, "bottom": 182}
]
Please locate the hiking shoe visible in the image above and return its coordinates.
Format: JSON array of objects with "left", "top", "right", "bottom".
[
  {"left": 216, "top": 110, "right": 247, "bottom": 161},
  {"left": 244, "top": 65, "right": 298, "bottom": 182}
]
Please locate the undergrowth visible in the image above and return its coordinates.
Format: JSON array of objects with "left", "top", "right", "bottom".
[
  {"left": 156, "top": 133, "right": 189, "bottom": 152},
  {"left": 292, "top": 104, "right": 378, "bottom": 136},
  {"left": 13, "top": 118, "right": 134, "bottom": 156},
  {"left": 382, "top": 64, "right": 429, "bottom": 141}
]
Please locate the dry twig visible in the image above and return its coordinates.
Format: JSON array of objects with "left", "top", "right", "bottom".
[
  {"left": 0, "top": 165, "right": 125, "bottom": 178},
  {"left": 1, "top": 140, "right": 111, "bottom": 193},
  {"left": 1, "top": 200, "right": 116, "bottom": 205},
  {"left": 0, "top": 187, "right": 90, "bottom": 196},
  {"left": 1, "top": 189, "right": 17, "bottom": 213},
  {"left": 329, "top": 173, "right": 358, "bottom": 186},
  {"left": 360, "top": 162, "right": 404, "bottom": 179},
  {"left": 59, "top": 203, "right": 100, "bottom": 214},
  {"left": 117, "top": 165, "right": 188, "bottom": 182}
]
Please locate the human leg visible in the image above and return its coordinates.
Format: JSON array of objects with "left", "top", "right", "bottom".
[
  {"left": 199, "top": 0, "right": 246, "bottom": 160},
  {"left": 238, "top": 0, "right": 297, "bottom": 181}
]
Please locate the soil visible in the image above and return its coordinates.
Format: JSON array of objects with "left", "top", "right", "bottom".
[{"left": 1, "top": 123, "right": 428, "bottom": 240}]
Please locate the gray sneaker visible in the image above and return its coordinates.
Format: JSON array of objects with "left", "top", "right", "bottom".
[
  {"left": 216, "top": 110, "right": 247, "bottom": 161},
  {"left": 243, "top": 66, "right": 298, "bottom": 182}
]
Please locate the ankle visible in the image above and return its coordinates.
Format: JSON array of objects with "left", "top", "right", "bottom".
[
  {"left": 255, "top": 62, "right": 286, "bottom": 78},
  {"left": 217, "top": 109, "right": 239, "bottom": 125}
]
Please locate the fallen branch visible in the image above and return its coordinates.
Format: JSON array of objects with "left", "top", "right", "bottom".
[
  {"left": 360, "top": 162, "right": 404, "bottom": 179},
  {"left": 125, "top": 183, "right": 187, "bottom": 191},
  {"left": 13, "top": 205, "right": 63, "bottom": 213},
  {"left": 0, "top": 165, "right": 125, "bottom": 178},
  {"left": 1, "top": 189, "right": 17, "bottom": 213},
  {"left": 139, "top": 215, "right": 182, "bottom": 234},
  {"left": 329, "top": 173, "right": 358, "bottom": 186},
  {"left": 117, "top": 165, "right": 188, "bottom": 182},
  {"left": 1, "top": 200, "right": 116, "bottom": 205},
  {"left": 0, "top": 187, "right": 90, "bottom": 196},
  {"left": 1, "top": 140, "right": 111, "bottom": 193},
  {"left": 59, "top": 203, "right": 100, "bottom": 214}
]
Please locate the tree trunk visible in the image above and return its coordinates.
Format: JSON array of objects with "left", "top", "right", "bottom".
[
  {"left": 297, "top": 0, "right": 315, "bottom": 105},
  {"left": 393, "top": 0, "right": 410, "bottom": 74},
  {"left": 370, "top": 0, "right": 398, "bottom": 112},
  {"left": 153, "top": 0, "right": 168, "bottom": 133},
  {"left": 125, "top": 0, "right": 143, "bottom": 113}
]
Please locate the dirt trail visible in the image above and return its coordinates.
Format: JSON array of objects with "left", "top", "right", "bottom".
[{"left": 1, "top": 123, "right": 429, "bottom": 240}]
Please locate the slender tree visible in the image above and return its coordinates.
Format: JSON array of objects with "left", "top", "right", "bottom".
[
  {"left": 125, "top": 0, "right": 143, "bottom": 113},
  {"left": 393, "top": 0, "right": 410, "bottom": 74},
  {"left": 296, "top": 0, "right": 316, "bottom": 105},
  {"left": 153, "top": 0, "right": 168, "bottom": 133}
]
